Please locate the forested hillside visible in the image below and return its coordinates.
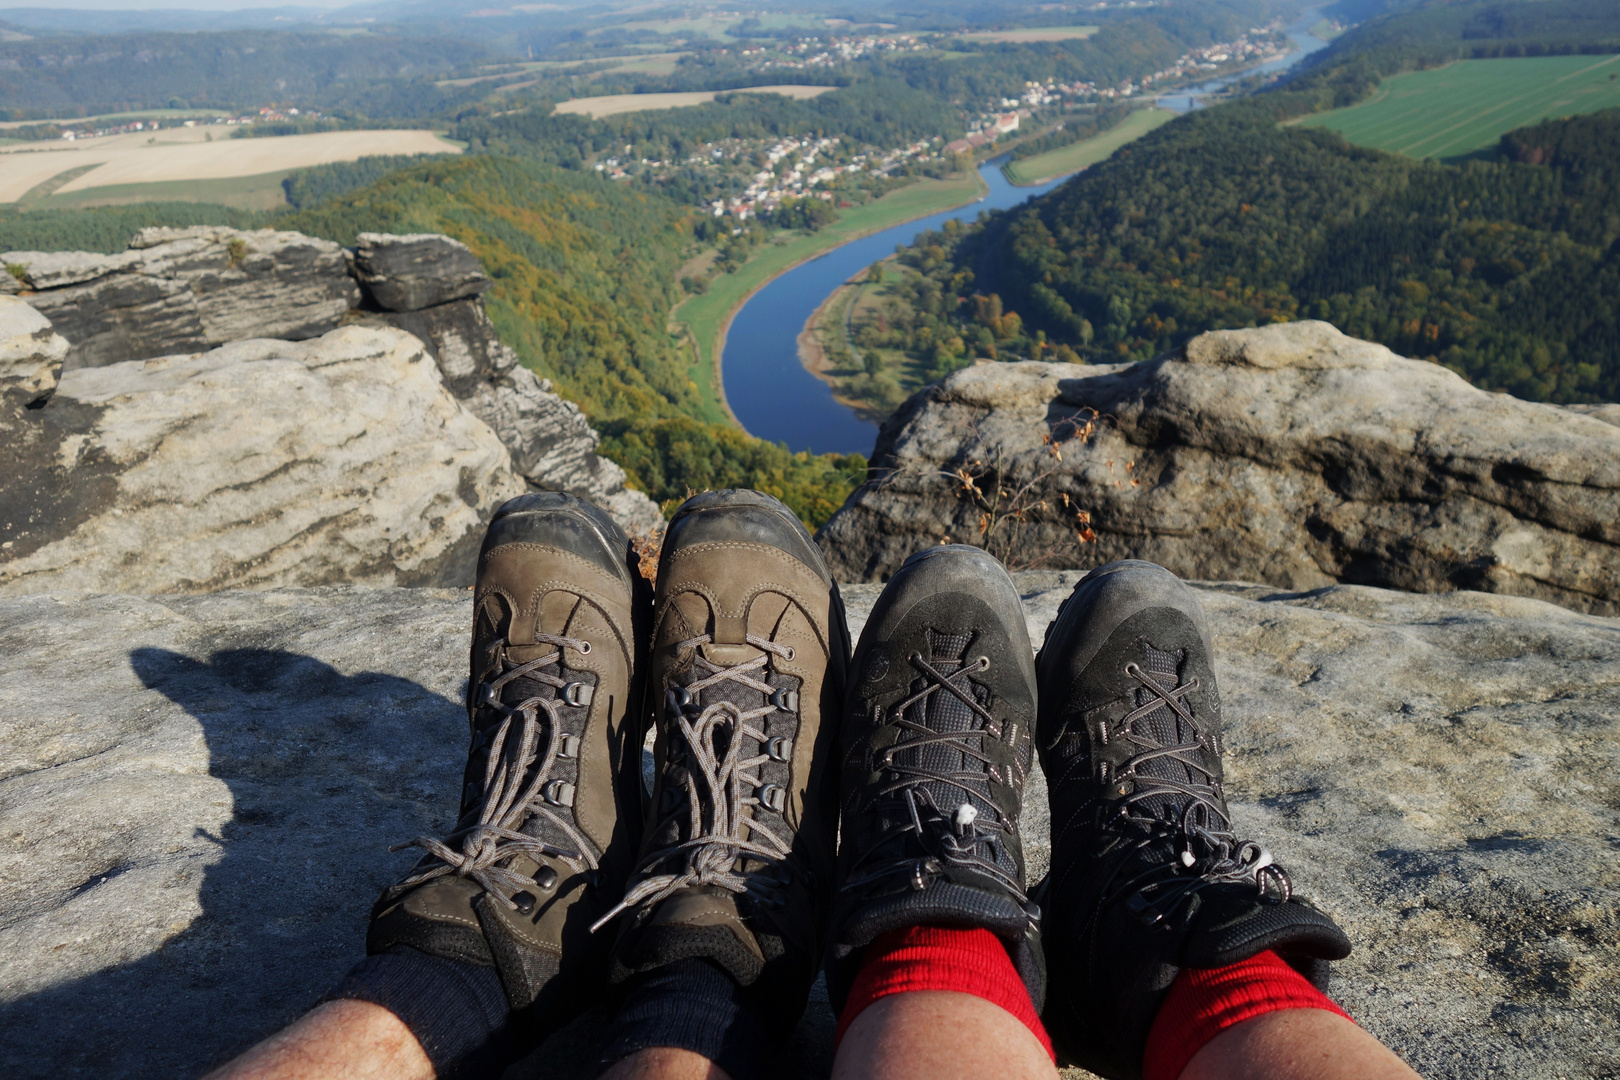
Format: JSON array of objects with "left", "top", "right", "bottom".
[
  {"left": 917, "top": 0, "right": 1620, "bottom": 404},
  {"left": 277, "top": 156, "right": 866, "bottom": 524},
  {"left": 0, "top": 31, "right": 491, "bottom": 120}
]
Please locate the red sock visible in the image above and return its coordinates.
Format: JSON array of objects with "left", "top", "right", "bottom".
[
  {"left": 1142, "top": 949, "right": 1354, "bottom": 1080},
  {"left": 835, "top": 924, "right": 1054, "bottom": 1060}
]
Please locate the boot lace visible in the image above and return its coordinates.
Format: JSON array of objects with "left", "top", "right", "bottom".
[
  {"left": 1101, "top": 657, "right": 1290, "bottom": 924},
  {"left": 839, "top": 643, "right": 1027, "bottom": 904},
  {"left": 387, "top": 633, "right": 598, "bottom": 910},
  {"left": 591, "top": 632, "right": 797, "bottom": 932}
]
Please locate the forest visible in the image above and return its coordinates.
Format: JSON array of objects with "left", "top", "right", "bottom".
[{"left": 912, "top": 0, "right": 1620, "bottom": 405}]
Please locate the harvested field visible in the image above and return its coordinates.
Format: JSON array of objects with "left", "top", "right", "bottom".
[
  {"left": 1298, "top": 55, "right": 1620, "bottom": 159},
  {"left": 960, "top": 25, "right": 1099, "bottom": 42},
  {"left": 554, "top": 85, "right": 833, "bottom": 118},
  {"left": 0, "top": 129, "right": 459, "bottom": 203}
]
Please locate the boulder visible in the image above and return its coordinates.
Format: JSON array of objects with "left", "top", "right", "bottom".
[
  {"left": 351, "top": 232, "right": 492, "bottom": 312},
  {"left": 0, "top": 325, "right": 525, "bottom": 595},
  {"left": 0, "top": 578, "right": 1613, "bottom": 1079},
  {"left": 3, "top": 227, "right": 359, "bottom": 371},
  {"left": 0, "top": 294, "right": 68, "bottom": 407},
  {"left": 819, "top": 322, "right": 1620, "bottom": 614},
  {"left": 363, "top": 298, "right": 663, "bottom": 536}
]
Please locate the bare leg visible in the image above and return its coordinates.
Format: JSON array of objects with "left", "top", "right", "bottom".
[
  {"left": 831, "top": 991, "right": 1058, "bottom": 1080},
  {"left": 203, "top": 1000, "right": 432, "bottom": 1080},
  {"left": 599, "top": 1047, "right": 732, "bottom": 1080},
  {"left": 1180, "top": 1008, "right": 1421, "bottom": 1080}
]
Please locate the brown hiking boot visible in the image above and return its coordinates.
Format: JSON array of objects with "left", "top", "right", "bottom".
[
  {"left": 367, "top": 492, "right": 651, "bottom": 1044},
  {"left": 594, "top": 489, "right": 851, "bottom": 1036}
]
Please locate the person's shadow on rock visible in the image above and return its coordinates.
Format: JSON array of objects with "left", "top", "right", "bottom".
[
  {"left": 0, "top": 647, "right": 467, "bottom": 1080},
  {"left": 0, "top": 646, "right": 834, "bottom": 1080}
]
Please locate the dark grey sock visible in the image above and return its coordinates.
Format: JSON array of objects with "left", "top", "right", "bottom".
[
  {"left": 603, "top": 958, "right": 772, "bottom": 1080},
  {"left": 328, "top": 946, "right": 510, "bottom": 1079}
]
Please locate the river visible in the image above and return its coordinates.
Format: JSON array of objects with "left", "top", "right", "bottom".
[{"left": 721, "top": 9, "right": 1332, "bottom": 456}]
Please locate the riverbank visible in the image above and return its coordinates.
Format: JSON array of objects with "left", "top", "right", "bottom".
[
  {"left": 795, "top": 275, "right": 897, "bottom": 425},
  {"left": 1002, "top": 107, "right": 1177, "bottom": 185},
  {"left": 670, "top": 167, "right": 988, "bottom": 431}
]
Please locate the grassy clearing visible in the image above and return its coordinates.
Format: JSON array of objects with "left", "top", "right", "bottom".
[
  {"left": 960, "top": 25, "right": 1100, "bottom": 43},
  {"left": 1003, "top": 108, "right": 1177, "bottom": 184},
  {"left": 603, "top": 12, "right": 826, "bottom": 37},
  {"left": 555, "top": 85, "right": 833, "bottom": 118},
  {"left": 439, "top": 52, "right": 691, "bottom": 88},
  {"left": 1297, "top": 55, "right": 1620, "bottom": 159},
  {"left": 672, "top": 170, "right": 988, "bottom": 425},
  {"left": 802, "top": 260, "right": 935, "bottom": 422},
  {"left": 41, "top": 169, "right": 295, "bottom": 211}
]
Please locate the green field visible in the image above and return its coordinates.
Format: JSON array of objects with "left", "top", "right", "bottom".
[
  {"left": 35, "top": 169, "right": 293, "bottom": 211},
  {"left": 672, "top": 170, "right": 988, "bottom": 427},
  {"left": 1298, "top": 55, "right": 1620, "bottom": 159},
  {"left": 1003, "top": 108, "right": 1177, "bottom": 185}
]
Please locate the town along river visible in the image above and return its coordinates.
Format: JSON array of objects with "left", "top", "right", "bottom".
[
  {"left": 721, "top": 12, "right": 1331, "bottom": 457},
  {"left": 720, "top": 156, "right": 1067, "bottom": 455}
]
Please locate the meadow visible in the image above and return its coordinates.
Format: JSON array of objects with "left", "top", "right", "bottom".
[
  {"left": 1297, "top": 54, "right": 1620, "bottom": 159},
  {"left": 0, "top": 129, "right": 460, "bottom": 205},
  {"left": 960, "top": 25, "right": 1100, "bottom": 43},
  {"left": 1003, "top": 108, "right": 1176, "bottom": 184},
  {"left": 554, "top": 85, "right": 832, "bottom": 119}
]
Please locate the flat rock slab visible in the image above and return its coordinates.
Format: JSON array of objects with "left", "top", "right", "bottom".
[{"left": 0, "top": 579, "right": 1614, "bottom": 1079}]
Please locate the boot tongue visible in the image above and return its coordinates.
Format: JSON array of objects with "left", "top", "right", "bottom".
[
  {"left": 1133, "top": 644, "right": 1203, "bottom": 825},
  {"left": 907, "top": 630, "right": 999, "bottom": 841}
]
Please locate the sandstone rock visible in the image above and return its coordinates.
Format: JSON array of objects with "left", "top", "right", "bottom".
[
  {"left": 819, "top": 321, "right": 1620, "bottom": 614},
  {"left": 362, "top": 298, "right": 663, "bottom": 536},
  {"left": 3, "top": 227, "right": 359, "bottom": 371},
  {"left": 0, "top": 294, "right": 68, "bottom": 406},
  {"left": 352, "top": 232, "right": 491, "bottom": 312},
  {"left": 0, "top": 326, "right": 525, "bottom": 595},
  {"left": 0, "top": 579, "right": 1613, "bottom": 1079}
]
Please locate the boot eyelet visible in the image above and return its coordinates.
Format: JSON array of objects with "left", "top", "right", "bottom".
[
  {"left": 513, "top": 891, "right": 537, "bottom": 914},
  {"left": 543, "top": 780, "right": 576, "bottom": 807},
  {"left": 562, "top": 682, "right": 594, "bottom": 707},
  {"left": 769, "top": 688, "right": 798, "bottom": 712},
  {"left": 557, "top": 733, "right": 580, "bottom": 759},
  {"left": 575, "top": 641, "right": 591, "bottom": 655},
  {"left": 780, "top": 646, "right": 796, "bottom": 661},
  {"left": 534, "top": 866, "right": 559, "bottom": 891},
  {"left": 670, "top": 686, "right": 692, "bottom": 711},
  {"left": 766, "top": 736, "right": 793, "bottom": 762},
  {"left": 476, "top": 682, "right": 499, "bottom": 706},
  {"left": 760, "top": 784, "right": 786, "bottom": 812}
]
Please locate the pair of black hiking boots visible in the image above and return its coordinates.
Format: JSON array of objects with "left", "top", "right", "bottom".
[{"left": 366, "top": 490, "right": 1350, "bottom": 1080}]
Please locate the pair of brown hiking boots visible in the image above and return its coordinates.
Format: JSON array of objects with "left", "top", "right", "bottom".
[
  {"left": 366, "top": 489, "right": 1349, "bottom": 1079},
  {"left": 368, "top": 489, "right": 848, "bottom": 1055}
]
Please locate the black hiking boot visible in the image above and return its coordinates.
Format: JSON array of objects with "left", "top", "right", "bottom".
[
  {"left": 367, "top": 492, "right": 651, "bottom": 1048},
  {"left": 1035, "top": 560, "right": 1351, "bottom": 1080},
  {"left": 594, "top": 490, "right": 851, "bottom": 1043},
  {"left": 827, "top": 545, "right": 1044, "bottom": 1011}
]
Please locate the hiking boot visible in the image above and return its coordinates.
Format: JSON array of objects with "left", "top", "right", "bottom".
[
  {"left": 827, "top": 545, "right": 1044, "bottom": 1010},
  {"left": 594, "top": 489, "right": 851, "bottom": 1033},
  {"left": 368, "top": 491, "right": 651, "bottom": 1043},
  {"left": 1035, "top": 560, "right": 1351, "bottom": 1080}
]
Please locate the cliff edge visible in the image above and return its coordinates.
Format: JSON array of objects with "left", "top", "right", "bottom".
[{"left": 818, "top": 321, "right": 1620, "bottom": 614}]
